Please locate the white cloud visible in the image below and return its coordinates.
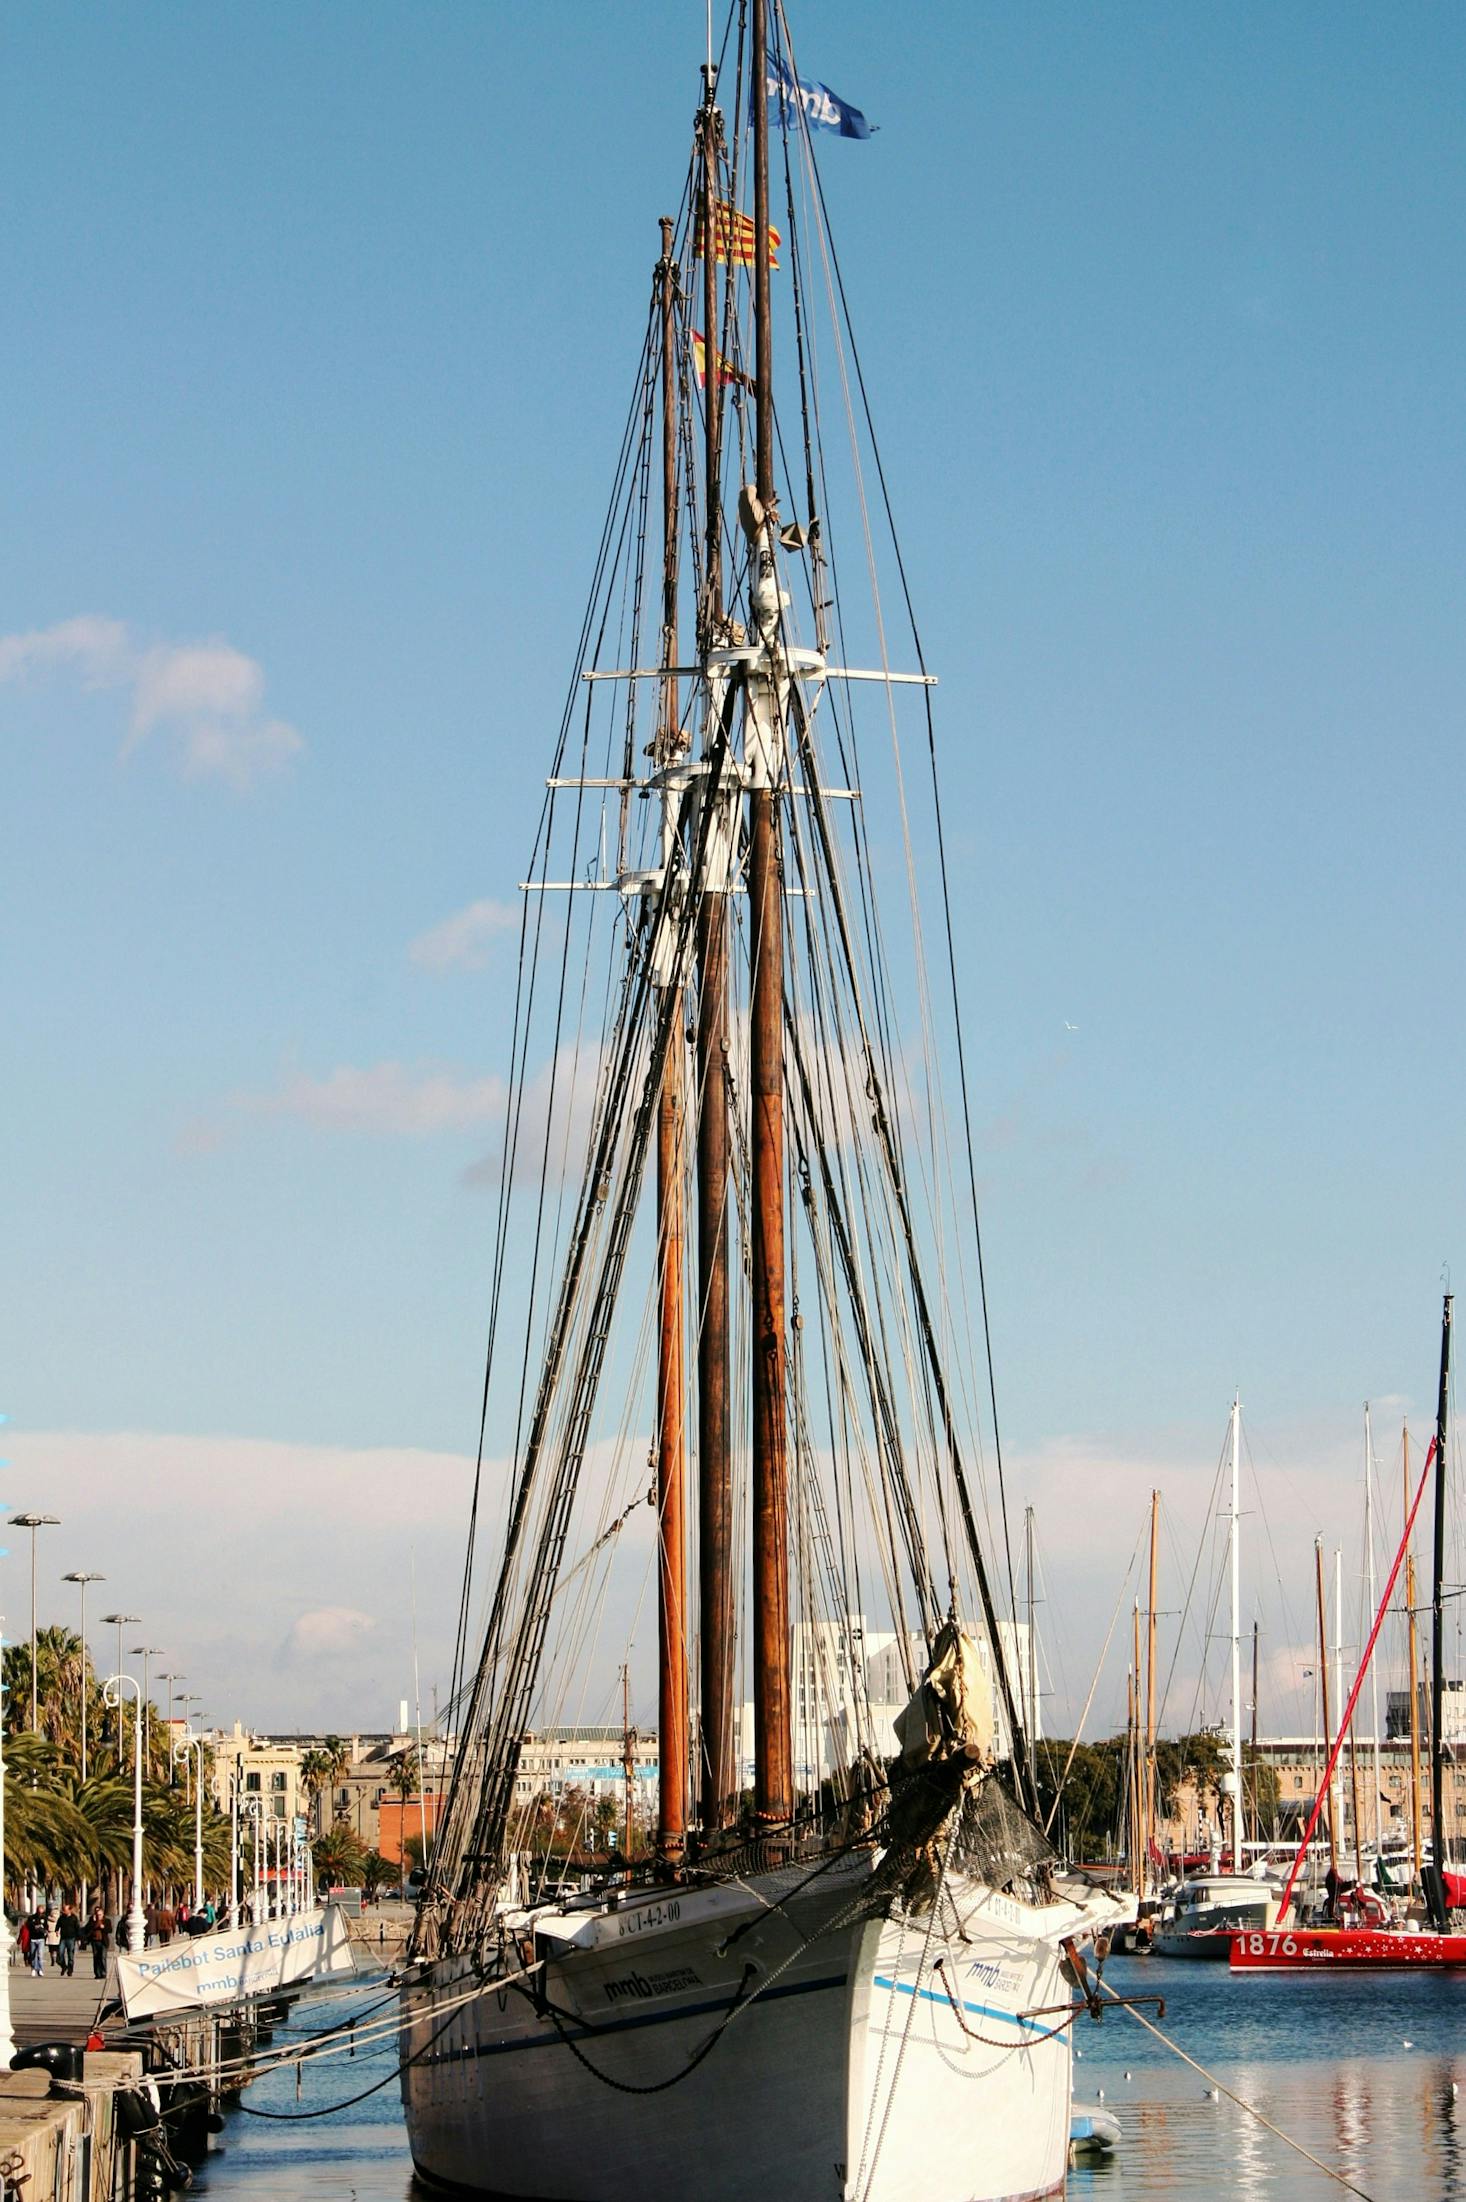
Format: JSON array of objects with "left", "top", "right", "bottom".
[
  {"left": 280, "top": 1607, "right": 378, "bottom": 1664},
  {"left": 131, "top": 639, "right": 264, "bottom": 731},
  {"left": 463, "top": 1041, "right": 607, "bottom": 1189},
  {"left": 208, "top": 1043, "right": 601, "bottom": 1173},
  {"left": 1011, "top": 1419, "right": 1420, "bottom": 1741},
  {"left": 6, "top": 1429, "right": 486, "bottom": 1732},
  {"left": 0, "top": 613, "right": 302, "bottom": 789},
  {"left": 232, "top": 1060, "right": 506, "bottom": 1137},
  {"left": 176, "top": 715, "right": 302, "bottom": 790},
  {"left": 410, "top": 898, "right": 520, "bottom": 973},
  {"left": 0, "top": 614, "right": 131, "bottom": 685}
]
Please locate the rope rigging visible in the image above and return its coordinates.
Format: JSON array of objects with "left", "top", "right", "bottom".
[{"left": 426, "top": 0, "right": 1040, "bottom": 1943}]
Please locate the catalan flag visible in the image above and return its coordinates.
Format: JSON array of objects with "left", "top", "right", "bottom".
[
  {"left": 689, "top": 330, "right": 755, "bottom": 393},
  {"left": 694, "top": 200, "right": 781, "bottom": 270}
]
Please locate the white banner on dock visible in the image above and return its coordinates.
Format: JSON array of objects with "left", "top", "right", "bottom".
[{"left": 117, "top": 1905, "right": 355, "bottom": 2021}]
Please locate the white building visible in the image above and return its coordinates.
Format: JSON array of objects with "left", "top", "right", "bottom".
[
  {"left": 781, "top": 1616, "right": 1039, "bottom": 1788},
  {"left": 513, "top": 1726, "right": 658, "bottom": 1812},
  {"left": 1386, "top": 1680, "right": 1466, "bottom": 1745},
  {"left": 204, "top": 1722, "right": 305, "bottom": 1822}
]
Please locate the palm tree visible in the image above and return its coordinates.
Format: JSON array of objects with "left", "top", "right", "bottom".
[
  {"left": 4, "top": 1627, "right": 108, "bottom": 1764},
  {"left": 313, "top": 1824, "right": 367, "bottom": 1890},
  {"left": 388, "top": 1747, "right": 420, "bottom": 1896},
  {"left": 299, "top": 1749, "right": 332, "bottom": 1836},
  {"left": 300, "top": 1736, "right": 352, "bottom": 1837}
]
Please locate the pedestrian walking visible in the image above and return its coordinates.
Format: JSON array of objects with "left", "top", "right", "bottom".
[
  {"left": 83, "top": 1906, "right": 111, "bottom": 1980},
  {"left": 56, "top": 1902, "right": 81, "bottom": 1977},
  {"left": 26, "top": 1910, "right": 47, "bottom": 1976}
]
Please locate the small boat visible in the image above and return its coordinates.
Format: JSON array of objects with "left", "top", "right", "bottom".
[
  {"left": 1069, "top": 2104, "right": 1122, "bottom": 2160},
  {"left": 1150, "top": 1872, "right": 1277, "bottom": 1960}
]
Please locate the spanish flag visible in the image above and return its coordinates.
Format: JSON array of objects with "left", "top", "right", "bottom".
[
  {"left": 690, "top": 330, "right": 755, "bottom": 392},
  {"left": 694, "top": 200, "right": 780, "bottom": 270}
]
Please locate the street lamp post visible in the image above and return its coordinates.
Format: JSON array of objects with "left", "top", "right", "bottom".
[
  {"left": 0, "top": 1473, "right": 16, "bottom": 2066},
  {"left": 100, "top": 1615, "right": 139, "bottom": 1758},
  {"left": 158, "top": 1673, "right": 184, "bottom": 1779},
  {"left": 131, "top": 1647, "right": 163, "bottom": 1771},
  {"left": 9, "top": 1515, "right": 60, "bottom": 1730},
  {"left": 229, "top": 1758, "right": 241, "bottom": 1925},
  {"left": 173, "top": 1736, "right": 205, "bottom": 1910},
  {"left": 242, "top": 1797, "right": 263, "bottom": 1924},
  {"left": 0, "top": 1628, "right": 12, "bottom": 2069},
  {"left": 61, "top": 1571, "right": 105, "bottom": 1782},
  {"left": 103, "top": 1675, "right": 145, "bottom": 1954}
]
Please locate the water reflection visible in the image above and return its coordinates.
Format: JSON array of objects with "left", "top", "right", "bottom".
[
  {"left": 1075, "top": 1958, "right": 1466, "bottom": 2199},
  {"left": 194, "top": 1978, "right": 417, "bottom": 2202},
  {"left": 194, "top": 1962, "right": 1466, "bottom": 2198}
]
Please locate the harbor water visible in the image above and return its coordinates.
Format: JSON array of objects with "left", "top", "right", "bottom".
[
  {"left": 193, "top": 1976, "right": 415, "bottom": 2202},
  {"left": 1073, "top": 1954, "right": 1466, "bottom": 2198},
  {"left": 194, "top": 1957, "right": 1464, "bottom": 2198}
]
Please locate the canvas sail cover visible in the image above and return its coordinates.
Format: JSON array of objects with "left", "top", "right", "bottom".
[{"left": 893, "top": 1621, "right": 995, "bottom": 1770}]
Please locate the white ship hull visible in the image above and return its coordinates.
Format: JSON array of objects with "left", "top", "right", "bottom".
[{"left": 402, "top": 1853, "right": 1115, "bottom": 2202}]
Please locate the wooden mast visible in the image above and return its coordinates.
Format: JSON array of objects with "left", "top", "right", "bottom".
[
  {"left": 1405, "top": 1426, "right": 1424, "bottom": 1881},
  {"left": 748, "top": 0, "right": 793, "bottom": 1828},
  {"left": 1316, "top": 1538, "right": 1338, "bottom": 1876},
  {"left": 621, "top": 1663, "right": 637, "bottom": 1870},
  {"left": 1130, "top": 1605, "right": 1143, "bottom": 1903},
  {"left": 655, "top": 214, "right": 689, "bottom": 1867},
  {"left": 695, "top": 66, "right": 735, "bottom": 1838},
  {"left": 1143, "top": 1491, "right": 1158, "bottom": 1887},
  {"left": 1429, "top": 1292, "right": 1453, "bottom": 1928}
]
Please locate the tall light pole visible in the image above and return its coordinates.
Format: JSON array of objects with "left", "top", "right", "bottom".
[
  {"left": 100, "top": 1616, "right": 138, "bottom": 1759},
  {"left": 173, "top": 1735, "right": 206, "bottom": 1910},
  {"left": 229, "top": 1757, "right": 241, "bottom": 1925},
  {"left": 131, "top": 1646, "right": 163, "bottom": 1771},
  {"left": 242, "top": 1796, "right": 263, "bottom": 1924},
  {"left": 61, "top": 1572, "right": 105, "bottom": 1781},
  {"left": 158, "top": 1673, "right": 185, "bottom": 1780},
  {"left": 181, "top": 1698, "right": 203, "bottom": 1796},
  {"left": 0, "top": 1621, "right": 13, "bottom": 2069},
  {"left": 103, "top": 1675, "right": 145, "bottom": 1954},
  {"left": 0, "top": 1449, "right": 16, "bottom": 2068},
  {"left": 9, "top": 1515, "right": 60, "bottom": 1731}
]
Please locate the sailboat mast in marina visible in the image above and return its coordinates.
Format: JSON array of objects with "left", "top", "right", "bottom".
[
  {"left": 399, "top": 8, "right": 1122, "bottom": 2196},
  {"left": 1232, "top": 1294, "right": 1466, "bottom": 1970}
]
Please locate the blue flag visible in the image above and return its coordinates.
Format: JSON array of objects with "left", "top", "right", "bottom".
[{"left": 768, "top": 59, "right": 874, "bottom": 141}]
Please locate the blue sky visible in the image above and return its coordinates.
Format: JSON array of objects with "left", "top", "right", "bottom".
[{"left": 4, "top": 2, "right": 1464, "bottom": 1738}]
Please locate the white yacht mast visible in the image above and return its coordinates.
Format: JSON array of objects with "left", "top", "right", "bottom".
[
  {"left": 1024, "top": 1505, "right": 1038, "bottom": 1744},
  {"left": 1229, "top": 1394, "right": 1243, "bottom": 1867},
  {"left": 1364, "top": 1401, "right": 1382, "bottom": 1853}
]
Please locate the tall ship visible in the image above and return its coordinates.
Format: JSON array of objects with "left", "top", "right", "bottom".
[{"left": 401, "top": 6, "right": 1122, "bottom": 2195}]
